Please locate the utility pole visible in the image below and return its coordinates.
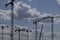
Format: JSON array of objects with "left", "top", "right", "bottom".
[
  {"left": 5, "top": 0, "right": 15, "bottom": 40},
  {"left": 41, "top": 33, "right": 43, "bottom": 40},
  {"left": 33, "top": 16, "right": 60, "bottom": 40},
  {"left": 51, "top": 17, "right": 54, "bottom": 40},
  {"left": 0, "top": 26, "right": 8, "bottom": 40},
  {"left": 39, "top": 25, "right": 43, "bottom": 40},
  {"left": 33, "top": 22, "right": 37, "bottom": 40},
  {"left": 15, "top": 26, "right": 21, "bottom": 40},
  {"left": 15, "top": 29, "right": 21, "bottom": 40},
  {"left": 15, "top": 26, "right": 27, "bottom": 40},
  {"left": 26, "top": 30, "right": 32, "bottom": 40}
]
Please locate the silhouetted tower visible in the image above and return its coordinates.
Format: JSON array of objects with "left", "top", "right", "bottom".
[
  {"left": 15, "top": 29, "right": 21, "bottom": 40},
  {"left": 33, "top": 16, "right": 60, "bottom": 40},
  {"left": 0, "top": 25, "right": 8, "bottom": 40},
  {"left": 33, "top": 22, "right": 37, "bottom": 40},
  {"left": 26, "top": 30, "right": 32, "bottom": 40},
  {"left": 39, "top": 25, "right": 43, "bottom": 40},
  {"left": 15, "top": 26, "right": 28, "bottom": 40},
  {"left": 5, "top": 0, "right": 15, "bottom": 40}
]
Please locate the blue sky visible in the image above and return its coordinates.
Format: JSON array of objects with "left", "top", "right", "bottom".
[
  {"left": 0, "top": 0, "right": 60, "bottom": 40},
  {"left": 0, "top": 0, "right": 60, "bottom": 15},
  {"left": 0, "top": 0, "right": 59, "bottom": 16},
  {"left": 24, "top": 0, "right": 60, "bottom": 15},
  {"left": 0, "top": 0, "right": 60, "bottom": 33}
]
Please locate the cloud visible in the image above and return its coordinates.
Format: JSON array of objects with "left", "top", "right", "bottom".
[
  {"left": 8, "top": 0, "right": 11, "bottom": 3},
  {"left": 0, "top": 10, "right": 10, "bottom": 20},
  {"left": 33, "top": 13, "right": 60, "bottom": 24},
  {"left": 0, "top": 10, "right": 11, "bottom": 25},
  {"left": 42, "top": 13, "right": 53, "bottom": 17},
  {"left": 14, "top": 1, "right": 41, "bottom": 20},
  {"left": 54, "top": 15, "right": 60, "bottom": 23},
  {"left": 1, "top": 1, "right": 60, "bottom": 25},
  {"left": 28, "top": 0, "right": 32, "bottom": 2},
  {"left": 0, "top": 1, "right": 60, "bottom": 40},
  {"left": 0, "top": 24, "right": 33, "bottom": 40},
  {"left": 57, "top": 0, "right": 60, "bottom": 4},
  {"left": 43, "top": 32, "right": 60, "bottom": 39}
]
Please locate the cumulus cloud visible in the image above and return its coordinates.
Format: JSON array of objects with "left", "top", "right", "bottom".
[
  {"left": 1, "top": 1, "right": 60, "bottom": 25},
  {"left": 14, "top": 1, "right": 41, "bottom": 20},
  {"left": 0, "top": 1, "right": 60, "bottom": 40},
  {"left": 0, "top": 10, "right": 10, "bottom": 20},
  {"left": 57, "top": 0, "right": 60, "bottom": 4},
  {"left": 33, "top": 13, "right": 60, "bottom": 24},
  {"left": 28, "top": 0, "right": 32, "bottom": 2},
  {"left": 54, "top": 15, "right": 60, "bottom": 23},
  {"left": 43, "top": 32, "right": 60, "bottom": 39},
  {"left": 0, "top": 10, "right": 11, "bottom": 25}
]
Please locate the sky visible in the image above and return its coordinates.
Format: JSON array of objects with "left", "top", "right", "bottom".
[{"left": 0, "top": 0, "right": 60, "bottom": 40}]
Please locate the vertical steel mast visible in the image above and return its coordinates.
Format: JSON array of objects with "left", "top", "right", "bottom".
[
  {"left": 15, "top": 29, "right": 21, "bottom": 40},
  {"left": 33, "top": 22, "right": 37, "bottom": 40},
  {"left": 51, "top": 17, "right": 54, "bottom": 40},
  {"left": 26, "top": 30, "right": 32, "bottom": 40},
  {"left": 0, "top": 26, "right": 8, "bottom": 40},
  {"left": 5, "top": 0, "right": 15, "bottom": 40},
  {"left": 39, "top": 25, "right": 43, "bottom": 40},
  {"left": 1, "top": 26, "right": 4, "bottom": 40},
  {"left": 33, "top": 16, "right": 60, "bottom": 40}
]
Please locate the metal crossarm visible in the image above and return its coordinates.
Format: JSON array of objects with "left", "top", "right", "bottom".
[
  {"left": 33, "top": 16, "right": 60, "bottom": 40},
  {"left": 33, "top": 16, "right": 60, "bottom": 24}
]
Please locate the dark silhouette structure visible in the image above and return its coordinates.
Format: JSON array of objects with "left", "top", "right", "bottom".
[
  {"left": 0, "top": 25, "right": 8, "bottom": 40},
  {"left": 33, "top": 22, "right": 37, "bottom": 40},
  {"left": 5, "top": 0, "right": 15, "bottom": 40},
  {"left": 15, "top": 28, "right": 26, "bottom": 40},
  {"left": 39, "top": 25, "right": 43, "bottom": 40},
  {"left": 26, "top": 29, "right": 32, "bottom": 40},
  {"left": 33, "top": 16, "right": 60, "bottom": 40}
]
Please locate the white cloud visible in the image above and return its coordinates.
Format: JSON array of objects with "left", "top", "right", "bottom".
[
  {"left": 33, "top": 13, "right": 60, "bottom": 24},
  {"left": 8, "top": 0, "right": 11, "bottom": 2},
  {"left": 28, "top": 0, "right": 32, "bottom": 2},
  {"left": 0, "top": 10, "right": 11, "bottom": 20},
  {"left": 0, "top": 1, "right": 60, "bottom": 40},
  {"left": 0, "top": 10, "right": 11, "bottom": 25},
  {"left": 42, "top": 13, "right": 53, "bottom": 17},
  {"left": 57, "top": 0, "right": 60, "bottom": 4},
  {"left": 1, "top": 1, "right": 60, "bottom": 25},
  {"left": 54, "top": 15, "right": 60, "bottom": 23},
  {"left": 14, "top": 1, "right": 41, "bottom": 20}
]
